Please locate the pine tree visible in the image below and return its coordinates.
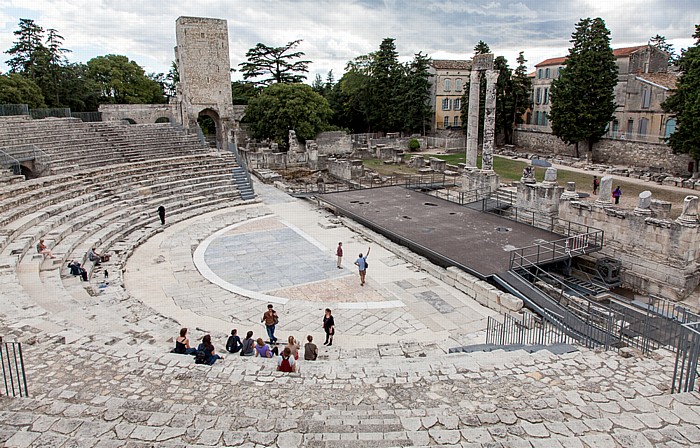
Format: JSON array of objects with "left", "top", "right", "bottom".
[
  {"left": 649, "top": 35, "right": 675, "bottom": 57},
  {"left": 368, "top": 38, "right": 402, "bottom": 132},
  {"left": 238, "top": 40, "right": 311, "bottom": 86},
  {"left": 42, "top": 28, "right": 71, "bottom": 106},
  {"left": 5, "top": 18, "right": 47, "bottom": 78},
  {"left": 511, "top": 52, "right": 533, "bottom": 128},
  {"left": 549, "top": 18, "right": 617, "bottom": 158},
  {"left": 662, "top": 25, "right": 700, "bottom": 172},
  {"left": 399, "top": 52, "right": 433, "bottom": 134},
  {"left": 474, "top": 41, "right": 491, "bottom": 56}
]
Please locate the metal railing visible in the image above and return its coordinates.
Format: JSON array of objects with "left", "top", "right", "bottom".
[
  {"left": 228, "top": 142, "right": 254, "bottom": 193},
  {"left": 0, "top": 150, "right": 21, "bottom": 175},
  {"left": 0, "top": 144, "right": 51, "bottom": 175},
  {"left": 672, "top": 322, "right": 700, "bottom": 393},
  {"left": 0, "top": 104, "right": 29, "bottom": 116},
  {"left": 1, "top": 341, "right": 28, "bottom": 397},
  {"left": 486, "top": 312, "right": 578, "bottom": 347},
  {"left": 424, "top": 185, "right": 491, "bottom": 205},
  {"left": 295, "top": 172, "right": 460, "bottom": 196},
  {"left": 509, "top": 230, "right": 605, "bottom": 269},
  {"left": 29, "top": 108, "right": 71, "bottom": 119}
]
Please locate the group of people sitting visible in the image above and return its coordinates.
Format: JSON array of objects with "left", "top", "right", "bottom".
[{"left": 172, "top": 328, "right": 320, "bottom": 372}]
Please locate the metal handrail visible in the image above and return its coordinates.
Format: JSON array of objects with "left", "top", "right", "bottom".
[
  {"left": 510, "top": 230, "right": 605, "bottom": 269},
  {"left": 0, "top": 341, "right": 28, "bottom": 397},
  {"left": 0, "top": 144, "right": 51, "bottom": 175}
]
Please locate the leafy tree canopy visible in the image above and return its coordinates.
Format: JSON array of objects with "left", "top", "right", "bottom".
[
  {"left": 549, "top": 17, "right": 617, "bottom": 157},
  {"left": 86, "top": 54, "right": 165, "bottom": 104},
  {"left": 474, "top": 41, "right": 491, "bottom": 56},
  {"left": 0, "top": 73, "right": 45, "bottom": 108},
  {"left": 238, "top": 40, "right": 311, "bottom": 86},
  {"left": 662, "top": 25, "right": 700, "bottom": 164},
  {"left": 244, "top": 83, "right": 332, "bottom": 148}
]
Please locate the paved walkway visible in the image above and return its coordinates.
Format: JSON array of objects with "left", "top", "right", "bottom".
[{"left": 124, "top": 181, "right": 498, "bottom": 351}]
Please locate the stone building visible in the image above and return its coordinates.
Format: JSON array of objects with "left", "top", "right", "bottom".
[
  {"left": 428, "top": 60, "right": 471, "bottom": 134},
  {"left": 526, "top": 45, "right": 675, "bottom": 143}
]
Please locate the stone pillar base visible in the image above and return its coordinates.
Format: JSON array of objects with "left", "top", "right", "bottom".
[
  {"left": 633, "top": 207, "right": 653, "bottom": 217},
  {"left": 462, "top": 170, "right": 500, "bottom": 194}
]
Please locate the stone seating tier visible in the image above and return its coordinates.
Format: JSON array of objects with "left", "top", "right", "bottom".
[{"left": 0, "top": 338, "right": 699, "bottom": 447}]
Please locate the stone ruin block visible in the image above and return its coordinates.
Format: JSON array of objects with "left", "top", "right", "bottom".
[
  {"left": 408, "top": 156, "right": 425, "bottom": 169},
  {"left": 650, "top": 199, "right": 672, "bottom": 219},
  {"left": 429, "top": 157, "right": 447, "bottom": 172}
]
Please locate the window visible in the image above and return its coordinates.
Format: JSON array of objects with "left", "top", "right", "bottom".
[
  {"left": 453, "top": 116, "right": 459, "bottom": 127},
  {"left": 538, "top": 69, "right": 543, "bottom": 79},
  {"left": 543, "top": 114, "right": 548, "bottom": 126},
  {"left": 535, "top": 88, "right": 541, "bottom": 104},
  {"left": 664, "top": 119, "right": 676, "bottom": 138},
  {"left": 442, "top": 98, "right": 451, "bottom": 110},
  {"left": 626, "top": 119, "right": 634, "bottom": 138},
  {"left": 545, "top": 68, "right": 550, "bottom": 78},
  {"left": 557, "top": 67, "right": 562, "bottom": 77},
  {"left": 641, "top": 87, "right": 651, "bottom": 109},
  {"left": 455, "top": 79, "right": 462, "bottom": 91},
  {"left": 443, "top": 116, "right": 449, "bottom": 128},
  {"left": 526, "top": 112, "right": 532, "bottom": 124},
  {"left": 612, "top": 120, "right": 619, "bottom": 134},
  {"left": 543, "top": 88, "right": 549, "bottom": 104},
  {"left": 444, "top": 78, "right": 451, "bottom": 91},
  {"left": 638, "top": 118, "right": 649, "bottom": 135},
  {"left": 535, "top": 111, "right": 540, "bottom": 125},
  {"left": 453, "top": 98, "right": 461, "bottom": 110}
]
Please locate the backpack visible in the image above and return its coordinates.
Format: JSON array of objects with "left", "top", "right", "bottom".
[
  {"left": 279, "top": 356, "right": 293, "bottom": 372},
  {"left": 194, "top": 350, "right": 208, "bottom": 364}
]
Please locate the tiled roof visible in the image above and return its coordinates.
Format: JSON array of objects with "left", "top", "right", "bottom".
[
  {"left": 637, "top": 72, "right": 678, "bottom": 90},
  {"left": 431, "top": 60, "right": 472, "bottom": 70},
  {"left": 535, "top": 45, "right": 649, "bottom": 67}
]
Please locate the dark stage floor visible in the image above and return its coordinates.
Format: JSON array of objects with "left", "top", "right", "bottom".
[{"left": 320, "top": 186, "right": 563, "bottom": 278}]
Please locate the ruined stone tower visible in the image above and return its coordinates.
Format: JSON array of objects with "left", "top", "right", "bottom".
[{"left": 175, "top": 17, "right": 235, "bottom": 149}]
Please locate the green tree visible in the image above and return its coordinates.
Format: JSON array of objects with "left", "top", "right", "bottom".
[
  {"left": 511, "top": 51, "right": 533, "bottom": 128},
  {"left": 398, "top": 52, "right": 433, "bottom": 134},
  {"left": 238, "top": 40, "right": 310, "bottom": 86},
  {"left": 474, "top": 41, "right": 491, "bottom": 56},
  {"left": 662, "top": 25, "right": 700, "bottom": 172},
  {"left": 58, "top": 63, "right": 100, "bottom": 111},
  {"left": 367, "top": 38, "right": 402, "bottom": 132},
  {"left": 4, "top": 18, "right": 46, "bottom": 78},
  {"left": 649, "top": 34, "right": 675, "bottom": 58},
  {"left": 86, "top": 54, "right": 165, "bottom": 104},
  {"left": 311, "top": 73, "right": 325, "bottom": 95},
  {"left": 549, "top": 17, "right": 617, "bottom": 157},
  {"left": 41, "top": 28, "right": 71, "bottom": 106},
  {"left": 244, "top": 83, "right": 332, "bottom": 148},
  {"left": 0, "top": 73, "right": 45, "bottom": 107},
  {"left": 231, "top": 81, "right": 258, "bottom": 105}
]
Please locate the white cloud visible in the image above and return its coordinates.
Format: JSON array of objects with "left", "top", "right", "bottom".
[{"left": 0, "top": 0, "right": 696, "bottom": 79}]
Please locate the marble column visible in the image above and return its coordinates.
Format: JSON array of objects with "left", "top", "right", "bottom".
[
  {"left": 595, "top": 175, "right": 613, "bottom": 206},
  {"left": 560, "top": 182, "right": 579, "bottom": 200},
  {"left": 481, "top": 70, "right": 499, "bottom": 172},
  {"left": 466, "top": 69, "right": 482, "bottom": 168},
  {"left": 543, "top": 167, "right": 558, "bottom": 185},
  {"left": 676, "top": 195, "right": 699, "bottom": 227},
  {"left": 633, "top": 191, "right": 653, "bottom": 216}
]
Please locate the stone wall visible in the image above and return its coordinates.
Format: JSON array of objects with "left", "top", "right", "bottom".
[
  {"left": 316, "top": 131, "right": 352, "bottom": 155},
  {"left": 99, "top": 104, "right": 179, "bottom": 124},
  {"left": 516, "top": 182, "right": 564, "bottom": 217},
  {"left": 327, "top": 159, "right": 364, "bottom": 181},
  {"left": 240, "top": 150, "right": 308, "bottom": 170},
  {"left": 558, "top": 200, "right": 700, "bottom": 300},
  {"left": 514, "top": 129, "right": 691, "bottom": 175}
]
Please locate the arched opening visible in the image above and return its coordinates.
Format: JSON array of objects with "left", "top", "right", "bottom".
[
  {"left": 122, "top": 118, "right": 137, "bottom": 125},
  {"left": 197, "top": 108, "right": 221, "bottom": 149},
  {"left": 19, "top": 164, "right": 37, "bottom": 179},
  {"left": 155, "top": 117, "right": 170, "bottom": 123},
  {"left": 664, "top": 118, "right": 676, "bottom": 139}
]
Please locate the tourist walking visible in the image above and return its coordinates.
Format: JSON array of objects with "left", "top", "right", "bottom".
[
  {"left": 261, "top": 304, "right": 279, "bottom": 344},
  {"left": 323, "top": 308, "right": 335, "bottom": 346},
  {"left": 158, "top": 205, "right": 166, "bottom": 225},
  {"left": 613, "top": 186, "right": 622, "bottom": 205},
  {"left": 336, "top": 242, "right": 343, "bottom": 269},
  {"left": 304, "top": 335, "right": 318, "bottom": 360},
  {"left": 354, "top": 246, "right": 371, "bottom": 286},
  {"left": 226, "top": 329, "right": 242, "bottom": 353},
  {"left": 592, "top": 176, "right": 599, "bottom": 195}
]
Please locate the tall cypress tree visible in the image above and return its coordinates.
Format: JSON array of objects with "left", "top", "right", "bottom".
[
  {"left": 549, "top": 18, "right": 617, "bottom": 158},
  {"left": 662, "top": 25, "right": 700, "bottom": 173},
  {"left": 5, "top": 18, "right": 47, "bottom": 79}
]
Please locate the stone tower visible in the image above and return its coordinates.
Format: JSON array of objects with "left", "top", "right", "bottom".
[{"left": 175, "top": 17, "right": 235, "bottom": 149}]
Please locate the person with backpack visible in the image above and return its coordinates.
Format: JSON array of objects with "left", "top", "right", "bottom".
[
  {"left": 226, "top": 329, "right": 242, "bottom": 353},
  {"left": 195, "top": 334, "right": 223, "bottom": 365},
  {"left": 354, "top": 246, "right": 371, "bottom": 286},
  {"left": 240, "top": 331, "right": 255, "bottom": 356},
  {"left": 277, "top": 347, "right": 296, "bottom": 373}
]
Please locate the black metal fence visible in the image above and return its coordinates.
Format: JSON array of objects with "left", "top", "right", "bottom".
[
  {"left": 672, "top": 322, "right": 700, "bottom": 393},
  {"left": 294, "top": 172, "right": 460, "bottom": 196},
  {"left": 1, "top": 341, "right": 28, "bottom": 397},
  {"left": 486, "top": 312, "right": 578, "bottom": 346}
]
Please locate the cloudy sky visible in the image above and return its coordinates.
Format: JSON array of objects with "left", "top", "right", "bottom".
[{"left": 0, "top": 0, "right": 697, "bottom": 81}]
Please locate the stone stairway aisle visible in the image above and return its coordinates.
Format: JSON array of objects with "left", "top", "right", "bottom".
[{"left": 2, "top": 337, "right": 699, "bottom": 447}]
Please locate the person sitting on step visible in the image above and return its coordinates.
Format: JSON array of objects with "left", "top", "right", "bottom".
[
  {"left": 197, "top": 334, "right": 223, "bottom": 365},
  {"left": 240, "top": 331, "right": 255, "bottom": 356},
  {"left": 254, "top": 338, "right": 278, "bottom": 358},
  {"left": 36, "top": 239, "right": 55, "bottom": 259},
  {"left": 172, "top": 328, "right": 197, "bottom": 355},
  {"left": 277, "top": 347, "right": 296, "bottom": 373}
]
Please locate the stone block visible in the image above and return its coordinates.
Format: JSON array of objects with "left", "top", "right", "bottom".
[{"left": 499, "top": 293, "right": 523, "bottom": 311}]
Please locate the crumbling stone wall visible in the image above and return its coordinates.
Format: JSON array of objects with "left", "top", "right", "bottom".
[
  {"left": 99, "top": 104, "right": 179, "bottom": 124},
  {"left": 327, "top": 159, "right": 364, "bottom": 180},
  {"left": 316, "top": 131, "right": 352, "bottom": 155},
  {"left": 559, "top": 200, "right": 700, "bottom": 300},
  {"left": 514, "top": 129, "right": 691, "bottom": 175}
]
